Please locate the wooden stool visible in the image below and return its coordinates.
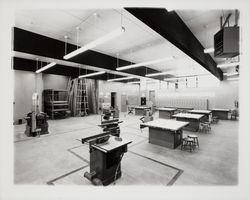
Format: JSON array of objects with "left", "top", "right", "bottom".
[
  {"left": 188, "top": 134, "right": 199, "bottom": 148},
  {"left": 181, "top": 137, "right": 188, "bottom": 150},
  {"left": 211, "top": 116, "right": 219, "bottom": 124},
  {"left": 199, "top": 122, "right": 211, "bottom": 133},
  {"left": 181, "top": 137, "right": 195, "bottom": 152}
]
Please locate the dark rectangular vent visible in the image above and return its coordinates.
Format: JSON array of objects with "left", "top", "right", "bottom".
[{"left": 214, "top": 27, "right": 239, "bottom": 58}]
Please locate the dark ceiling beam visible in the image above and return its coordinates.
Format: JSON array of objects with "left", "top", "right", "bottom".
[
  {"left": 13, "top": 57, "right": 124, "bottom": 80},
  {"left": 13, "top": 27, "right": 160, "bottom": 79},
  {"left": 125, "top": 8, "right": 223, "bottom": 80}
]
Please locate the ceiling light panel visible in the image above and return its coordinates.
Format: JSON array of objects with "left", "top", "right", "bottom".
[
  {"left": 64, "top": 27, "right": 125, "bottom": 59},
  {"left": 116, "top": 56, "right": 174, "bottom": 71},
  {"left": 78, "top": 71, "right": 105, "bottom": 78},
  {"left": 107, "top": 76, "right": 134, "bottom": 82},
  {"left": 36, "top": 62, "right": 56, "bottom": 73}
]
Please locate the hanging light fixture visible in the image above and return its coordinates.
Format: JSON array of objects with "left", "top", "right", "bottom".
[
  {"left": 63, "top": 27, "right": 125, "bottom": 60},
  {"left": 164, "top": 77, "right": 178, "bottom": 81},
  {"left": 107, "top": 76, "right": 134, "bottom": 82},
  {"left": 217, "top": 62, "right": 240, "bottom": 68},
  {"left": 116, "top": 56, "right": 174, "bottom": 71},
  {"left": 204, "top": 47, "right": 214, "bottom": 53},
  {"left": 36, "top": 62, "right": 56, "bottom": 73},
  {"left": 146, "top": 71, "right": 172, "bottom": 77},
  {"left": 78, "top": 71, "right": 105, "bottom": 78},
  {"left": 223, "top": 72, "right": 239, "bottom": 77}
]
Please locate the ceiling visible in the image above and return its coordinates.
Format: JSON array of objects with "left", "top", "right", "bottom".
[{"left": 13, "top": 8, "right": 237, "bottom": 81}]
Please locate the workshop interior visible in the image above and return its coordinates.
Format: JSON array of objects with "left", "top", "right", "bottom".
[{"left": 12, "top": 7, "right": 241, "bottom": 187}]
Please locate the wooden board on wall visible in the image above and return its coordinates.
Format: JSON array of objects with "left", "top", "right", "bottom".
[
  {"left": 157, "top": 97, "right": 208, "bottom": 110},
  {"left": 128, "top": 95, "right": 139, "bottom": 106}
]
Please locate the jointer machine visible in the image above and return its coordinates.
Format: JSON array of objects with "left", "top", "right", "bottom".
[{"left": 24, "top": 93, "right": 49, "bottom": 137}]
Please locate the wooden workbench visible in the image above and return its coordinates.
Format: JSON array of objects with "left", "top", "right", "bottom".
[
  {"left": 172, "top": 113, "right": 204, "bottom": 132},
  {"left": 142, "top": 119, "right": 189, "bottom": 149},
  {"left": 134, "top": 106, "right": 151, "bottom": 116},
  {"left": 187, "top": 109, "right": 212, "bottom": 122},
  {"left": 156, "top": 107, "right": 177, "bottom": 119},
  {"left": 210, "top": 108, "right": 230, "bottom": 120}
]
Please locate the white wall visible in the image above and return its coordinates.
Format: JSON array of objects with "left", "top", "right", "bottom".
[
  {"left": 14, "top": 70, "right": 43, "bottom": 123},
  {"left": 43, "top": 74, "right": 69, "bottom": 90},
  {"left": 13, "top": 70, "right": 69, "bottom": 123},
  {"left": 141, "top": 80, "right": 239, "bottom": 110},
  {"left": 98, "top": 80, "right": 140, "bottom": 111}
]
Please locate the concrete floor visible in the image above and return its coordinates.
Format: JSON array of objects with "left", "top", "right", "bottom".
[{"left": 14, "top": 112, "right": 238, "bottom": 185}]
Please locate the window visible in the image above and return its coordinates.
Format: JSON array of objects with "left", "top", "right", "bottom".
[{"left": 187, "top": 76, "right": 197, "bottom": 88}]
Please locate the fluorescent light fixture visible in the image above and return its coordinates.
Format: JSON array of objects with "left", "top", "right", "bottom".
[
  {"left": 166, "top": 8, "right": 174, "bottom": 12},
  {"left": 146, "top": 71, "right": 171, "bottom": 77},
  {"left": 223, "top": 72, "right": 239, "bottom": 77},
  {"left": 36, "top": 62, "right": 56, "bottom": 73},
  {"left": 78, "top": 71, "right": 105, "bottom": 78},
  {"left": 164, "top": 77, "right": 186, "bottom": 82},
  {"left": 204, "top": 47, "right": 214, "bottom": 53},
  {"left": 227, "top": 77, "right": 239, "bottom": 81},
  {"left": 64, "top": 27, "right": 125, "bottom": 60},
  {"left": 107, "top": 77, "right": 134, "bottom": 82},
  {"left": 217, "top": 62, "right": 240, "bottom": 68},
  {"left": 116, "top": 56, "right": 174, "bottom": 71},
  {"left": 164, "top": 77, "right": 178, "bottom": 81}
]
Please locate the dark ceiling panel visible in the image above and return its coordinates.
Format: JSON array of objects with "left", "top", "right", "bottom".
[
  {"left": 13, "top": 27, "right": 160, "bottom": 78},
  {"left": 125, "top": 8, "right": 223, "bottom": 80},
  {"left": 13, "top": 57, "right": 124, "bottom": 80},
  {"left": 119, "top": 78, "right": 140, "bottom": 83}
]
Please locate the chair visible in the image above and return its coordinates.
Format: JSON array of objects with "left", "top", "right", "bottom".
[
  {"left": 128, "top": 106, "right": 134, "bottom": 114},
  {"left": 140, "top": 110, "right": 153, "bottom": 132},
  {"left": 230, "top": 109, "right": 238, "bottom": 120}
]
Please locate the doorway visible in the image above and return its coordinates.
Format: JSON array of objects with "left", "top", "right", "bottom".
[
  {"left": 149, "top": 90, "right": 156, "bottom": 106},
  {"left": 111, "top": 92, "right": 117, "bottom": 108},
  {"left": 121, "top": 94, "right": 127, "bottom": 112}
]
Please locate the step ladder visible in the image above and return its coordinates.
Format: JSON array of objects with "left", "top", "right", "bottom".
[{"left": 76, "top": 78, "right": 89, "bottom": 116}]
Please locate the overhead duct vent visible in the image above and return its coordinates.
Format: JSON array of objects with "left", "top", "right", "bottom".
[{"left": 214, "top": 27, "right": 239, "bottom": 58}]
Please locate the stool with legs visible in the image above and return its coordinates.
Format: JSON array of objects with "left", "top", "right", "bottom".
[{"left": 188, "top": 134, "right": 199, "bottom": 148}]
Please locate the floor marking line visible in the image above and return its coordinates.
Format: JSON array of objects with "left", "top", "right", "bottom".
[
  {"left": 68, "top": 144, "right": 87, "bottom": 150},
  {"left": 14, "top": 126, "right": 94, "bottom": 143},
  {"left": 128, "top": 138, "right": 148, "bottom": 148},
  {"left": 46, "top": 165, "right": 88, "bottom": 185},
  {"left": 167, "top": 170, "right": 184, "bottom": 186},
  {"left": 67, "top": 149, "right": 90, "bottom": 164},
  {"left": 128, "top": 150, "right": 184, "bottom": 185}
]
